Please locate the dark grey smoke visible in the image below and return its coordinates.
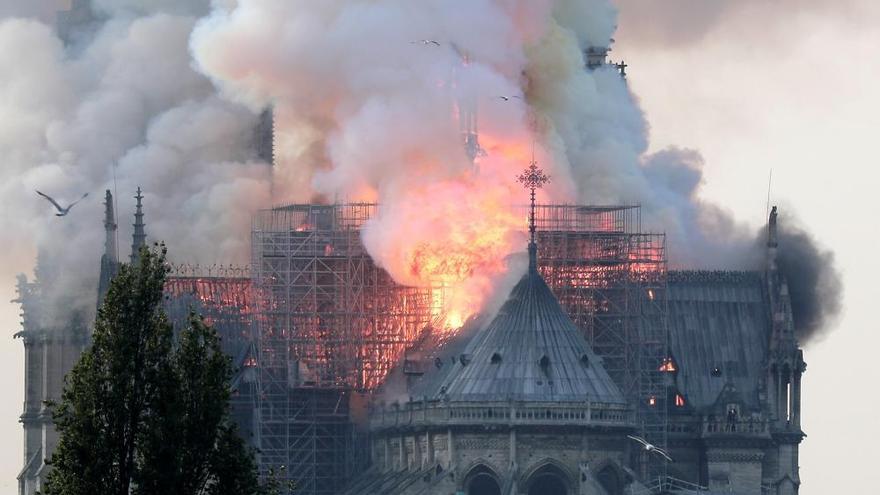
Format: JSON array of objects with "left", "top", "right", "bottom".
[{"left": 766, "top": 214, "right": 843, "bottom": 345}]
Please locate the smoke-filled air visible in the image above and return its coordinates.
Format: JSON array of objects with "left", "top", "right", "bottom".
[{"left": 0, "top": 0, "right": 840, "bottom": 342}]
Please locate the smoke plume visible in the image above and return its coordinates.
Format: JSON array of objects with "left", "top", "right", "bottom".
[
  {"left": 773, "top": 215, "right": 843, "bottom": 344},
  {"left": 0, "top": 1, "right": 271, "bottom": 326},
  {"left": 190, "top": 0, "right": 560, "bottom": 320},
  {"left": 189, "top": 0, "right": 840, "bottom": 340},
  {"left": 0, "top": 0, "right": 841, "bottom": 342}
]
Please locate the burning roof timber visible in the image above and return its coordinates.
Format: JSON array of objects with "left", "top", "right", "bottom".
[
  {"left": 163, "top": 266, "right": 256, "bottom": 374},
  {"left": 250, "top": 202, "right": 667, "bottom": 398},
  {"left": 162, "top": 267, "right": 258, "bottom": 444}
]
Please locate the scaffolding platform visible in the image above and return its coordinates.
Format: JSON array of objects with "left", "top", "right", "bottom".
[{"left": 251, "top": 203, "right": 669, "bottom": 491}]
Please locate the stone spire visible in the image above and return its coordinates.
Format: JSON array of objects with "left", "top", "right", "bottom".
[
  {"left": 767, "top": 205, "right": 779, "bottom": 274},
  {"left": 761, "top": 206, "right": 804, "bottom": 455},
  {"left": 103, "top": 190, "right": 117, "bottom": 264},
  {"left": 765, "top": 206, "right": 795, "bottom": 343},
  {"left": 97, "top": 190, "right": 118, "bottom": 306},
  {"left": 130, "top": 187, "right": 146, "bottom": 264},
  {"left": 516, "top": 159, "right": 550, "bottom": 273}
]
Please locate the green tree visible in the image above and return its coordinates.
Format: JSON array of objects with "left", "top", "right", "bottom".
[{"left": 44, "top": 245, "right": 260, "bottom": 495}]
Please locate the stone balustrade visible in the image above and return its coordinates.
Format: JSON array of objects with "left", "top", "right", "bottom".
[
  {"left": 702, "top": 417, "right": 769, "bottom": 436},
  {"left": 371, "top": 400, "right": 633, "bottom": 430}
]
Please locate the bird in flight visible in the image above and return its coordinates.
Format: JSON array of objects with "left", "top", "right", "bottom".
[
  {"left": 36, "top": 190, "right": 89, "bottom": 217},
  {"left": 627, "top": 435, "right": 674, "bottom": 462},
  {"left": 411, "top": 39, "right": 441, "bottom": 46},
  {"left": 498, "top": 95, "right": 523, "bottom": 102}
]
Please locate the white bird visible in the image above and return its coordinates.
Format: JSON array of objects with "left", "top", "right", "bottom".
[
  {"left": 411, "top": 39, "right": 441, "bottom": 46},
  {"left": 627, "top": 435, "right": 674, "bottom": 462},
  {"left": 36, "top": 190, "right": 89, "bottom": 217},
  {"left": 498, "top": 95, "right": 523, "bottom": 102}
]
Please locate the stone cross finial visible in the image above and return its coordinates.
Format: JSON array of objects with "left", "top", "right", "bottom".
[
  {"left": 517, "top": 160, "right": 550, "bottom": 245},
  {"left": 517, "top": 160, "right": 550, "bottom": 272}
]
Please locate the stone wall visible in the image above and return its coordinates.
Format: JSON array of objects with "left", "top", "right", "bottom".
[
  {"left": 371, "top": 426, "right": 629, "bottom": 494},
  {"left": 705, "top": 448, "right": 765, "bottom": 493}
]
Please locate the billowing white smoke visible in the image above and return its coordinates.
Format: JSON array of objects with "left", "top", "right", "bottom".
[
  {"left": 523, "top": 4, "right": 756, "bottom": 267},
  {"left": 0, "top": 1, "right": 271, "bottom": 326},
  {"left": 188, "top": 0, "right": 754, "bottom": 319},
  {"left": 0, "top": 0, "right": 839, "bottom": 340},
  {"left": 191, "top": 0, "right": 564, "bottom": 321}
]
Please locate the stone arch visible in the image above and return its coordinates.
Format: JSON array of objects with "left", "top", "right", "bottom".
[
  {"left": 520, "top": 458, "right": 575, "bottom": 495},
  {"left": 592, "top": 459, "right": 626, "bottom": 495},
  {"left": 462, "top": 462, "right": 502, "bottom": 495},
  {"left": 776, "top": 474, "right": 798, "bottom": 494},
  {"left": 461, "top": 458, "right": 503, "bottom": 480}
]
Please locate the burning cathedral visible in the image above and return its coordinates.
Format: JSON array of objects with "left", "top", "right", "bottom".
[
  {"left": 16, "top": 169, "right": 806, "bottom": 495},
  {"left": 14, "top": 4, "right": 809, "bottom": 495},
  {"left": 16, "top": 178, "right": 806, "bottom": 495}
]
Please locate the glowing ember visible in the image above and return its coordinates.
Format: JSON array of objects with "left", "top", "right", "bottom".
[
  {"left": 445, "top": 310, "right": 465, "bottom": 330},
  {"left": 659, "top": 357, "right": 678, "bottom": 373}
]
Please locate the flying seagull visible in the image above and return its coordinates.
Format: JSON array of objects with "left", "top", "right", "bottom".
[
  {"left": 411, "top": 39, "right": 441, "bottom": 46},
  {"left": 498, "top": 95, "right": 523, "bottom": 102},
  {"left": 36, "top": 190, "right": 89, "bottom": 217},
  {"left": 627, "top": 435, "right": 674, "bottom": 462}
]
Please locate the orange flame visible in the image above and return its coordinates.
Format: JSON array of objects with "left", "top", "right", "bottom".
[{"left": 364, "top": 174, "right": 524, "bottom": 333}]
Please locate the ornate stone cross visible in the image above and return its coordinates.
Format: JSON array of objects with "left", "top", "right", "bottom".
[{"left": 517, "top": 161, "right": 550, "bottom": 245}]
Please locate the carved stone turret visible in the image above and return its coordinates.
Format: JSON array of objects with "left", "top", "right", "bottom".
[
  {"left": 130, "top": 187, "right": 146, "bottom": 264},
  {"left": 762, "top": 207, "right": 804, "bottom": 495},
  {"left": 97, "top": 190, "right": 118, "bottom": 307}
]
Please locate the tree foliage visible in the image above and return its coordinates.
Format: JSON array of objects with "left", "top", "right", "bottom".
[{"left": 44, "top": 245, "right": 260, "bottom": 495}]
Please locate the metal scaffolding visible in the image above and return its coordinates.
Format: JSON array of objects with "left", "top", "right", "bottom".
[
  {"left": 527, "top": 204, "right": 669, "bottom": 477},
  {"left": 250, "top": 203, "right": 669, "bottom": 491},
  {"left": 251, "top": 204, "right": 438, "bottom": 493},
  {"left": 284, "top": 389, "right": 369, "bottom": 494}
]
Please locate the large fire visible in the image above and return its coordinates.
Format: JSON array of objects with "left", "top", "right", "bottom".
[{"left": 362, "top": 173, "right": 525, "bottom": 332}]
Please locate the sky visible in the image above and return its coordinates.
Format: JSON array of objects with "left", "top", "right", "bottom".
[{"left": 0, "top": 1, "right": 877, "bottom": 494}]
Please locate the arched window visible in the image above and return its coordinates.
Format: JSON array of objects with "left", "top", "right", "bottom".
[
  {"left": 539, "top": 354, "right": 551, "bottom": 368},
  {"left": 580, "top": 354, "right": 590, "bottom": 367},
  {"left": 525, "top": 463, "right": 570, "bottom": 495},
  {"left": 659, "top": 356, "right": 677, "bottom": 373},
  {"left": 465, "top": 465, "right": 501, "bottom": 495},
  {"left": 597, "top": 464, "right": 623, "bottom": 495}
]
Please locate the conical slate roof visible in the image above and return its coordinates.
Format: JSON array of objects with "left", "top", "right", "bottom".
[{"left": 423, "top": 263, "right": 626, "bottom": 404}]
